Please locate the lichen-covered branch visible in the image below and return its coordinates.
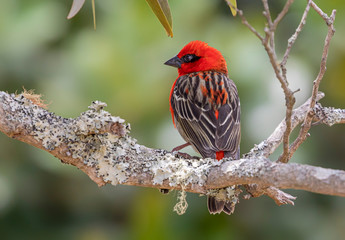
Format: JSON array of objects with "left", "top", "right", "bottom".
[
  {"left": 246, "top": 92, "right": 324, "bottom": 158},
  {"left": 1, "top": 91, "right": 345, "bottom": 203},
  {"left": 314, "top": 105, "right": 345, "bottom": 126},
  {"left": 246, "top": 93, "right": 344, "bottom": 159}
]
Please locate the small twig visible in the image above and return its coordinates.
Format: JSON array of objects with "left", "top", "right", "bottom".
[
  {"left": 262, "top": 0, "right": 273, "bottom": 26},
  {"left": 272, "top": 0, "right": 295, "bottom": 30},
  {"left": 287, "top": 7, "right": 336, "bottom": 161},
  {"left": 281, "top": 0, "right": 312, "bottom": 82},
  {"left": 261, "top": 0, "right": 277, "bottom": 66},
  {"left": 236, "top": 9, "right": 264, "bottom": 41},
  {"left": 276, "top": 0, "right": 313, "bottom": 163},
  {"left": 310, "top": 1, "right": 333, "bottom": 25},
  {"left": 238, "top": 1, "right": 296, "bottom": 163},
  {"left": 277, "top": 93, "right": 295, "bottom": 163},
  {"left": 263, "top": 0, "right": 295, "bottom": 54},
  {"left": 246, "top": 92, "right": 324, "bottom": 158},
  {"left": 225, "top": 0, "right": 264, "bottom": 41},
  {"left": 261, "top": 0, "right": 275, "bottom": 49},
  {"left": 244, "top": 185, "right": 296, "bottom": 206}
]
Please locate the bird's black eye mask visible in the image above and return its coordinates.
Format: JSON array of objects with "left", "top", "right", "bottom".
[{"left": 181, "top": 54, "right": 201, "bottom": 63}]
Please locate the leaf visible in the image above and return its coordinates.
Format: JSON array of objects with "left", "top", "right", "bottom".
[
  {"left": 146, "top": 0, "right": 173, "bottom": 37},
  {"left": 67, "top": 0, "right": 86, "bottom": 19},
  {"left": 92, "top": 0, "right": 96, "bottom": 30},
  {"left": 226, "top": 0, "right": 237, "bottom": 17}
]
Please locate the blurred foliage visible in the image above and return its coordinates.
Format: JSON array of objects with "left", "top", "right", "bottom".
[
  {"left": 145, "top": 0, "right": 173, "bottom": 37},
  {"left": 67, "top": 0, "right": 96, "bottom": 29},
  {"left": 225, "top": 0, "right": 238, "bottom": 16},
  {"left": 0, "top": 0, "right": 345, "bottom": 239},
  {"left": 67, "top": 0, "right": 86, "bottom": 19}
]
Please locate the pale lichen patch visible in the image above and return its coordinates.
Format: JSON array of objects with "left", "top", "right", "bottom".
[
  {"left": 151, "top": 154, "right": 211, "bottom": 187},
  {"left": 1, "top": 93, "right": 134, "bottom": 186},
  {"left": 206, "top": 185, "right": 240, "bottom": 205},
  {"left": 222, "top": 157, "right": 268, "bottom": 179},
  {"left": 151, "top": 154, "right": 175, "bottom": 185},
  {"left": 244, "top": 140, "right": 270, "bottom": 158},
  {"left": 313, "top": 167, "right": 333, "bottom": 180},
  {"left": 320, "top": 107, "right": 345, "bottom": 126},
  {"left": 222, "top": 159, "right": 246, "bottom": 174},
  {"left": 98, "top": 158, "right": 129, "bottom": 185}
]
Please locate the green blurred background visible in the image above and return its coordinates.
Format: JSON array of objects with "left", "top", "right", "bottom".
[{"left": 1, "top": 0, "right": 345, "bottom": 239}]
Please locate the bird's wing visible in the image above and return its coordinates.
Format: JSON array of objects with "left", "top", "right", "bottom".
[{"left": 215, "top": 77, "right": 241, "bottom": 158}]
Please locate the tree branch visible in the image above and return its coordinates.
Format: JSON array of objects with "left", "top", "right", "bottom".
[
  {"left": 281, "top": 0, "right": 311, "bottom": 78},
  {"left": 272, "top": 0, "right": 295, "bottom": 30},
  {"left": 238, "top": 0, "right": 297, "bottom": 163},
  {"left": 235, "top": 8, "right": 264, "bottom": 41},
  {"left": 289, "top": 8, "right": 336, "bottom": 159},
  {"left": 246, "top": 92, "right": 324, "bottom": 158},
  {"left": 1, "top": 91, "right": 345, "bottom": 206},
  {"left": 234, "top": 1, "right": 337, "bottom": 163}
]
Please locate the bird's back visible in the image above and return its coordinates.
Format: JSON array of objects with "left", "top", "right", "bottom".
[{"left": 170, "top": 71, "right": 241, "bottom": 160}]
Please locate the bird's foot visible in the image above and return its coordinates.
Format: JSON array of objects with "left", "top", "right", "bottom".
[
  {"left": 174, "top": 151, "right": 200, "bottom": 160},
  {"left": 172, "top": 142, "right": 191, "bottom": 152}
]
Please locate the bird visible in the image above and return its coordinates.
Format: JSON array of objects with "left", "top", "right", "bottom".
[{"left": 164, "top": 40, "right": 241, "bottom": 215}]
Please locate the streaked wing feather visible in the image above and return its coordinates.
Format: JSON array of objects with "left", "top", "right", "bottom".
[
  {"left": 171, "top": 72, "right": 240, "bottom": 159},
  {"left": 215, "top": 77, "right": 241, "bottom": 158}
]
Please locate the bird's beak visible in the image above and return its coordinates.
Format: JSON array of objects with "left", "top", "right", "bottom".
[{"left": 164, "top": 55, "right": 182, "bottom": 68}]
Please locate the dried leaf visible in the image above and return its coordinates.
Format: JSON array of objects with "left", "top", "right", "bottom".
[
  {"left": 67, "top": 0, "right": 86, "bottom": 19},
  {"left": 21, "top": 88, "right": 49, "bottom": 109},
  {"left": 146, "top": 0, "right": 173, "bottom": 37}
]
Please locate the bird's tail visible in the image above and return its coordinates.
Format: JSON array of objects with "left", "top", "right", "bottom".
[
  {"left": 208, "top": 148, "right": 240, "bottom": 215},
  {"left": 207, "top": 196, "right": 235, "bottom": 215}
]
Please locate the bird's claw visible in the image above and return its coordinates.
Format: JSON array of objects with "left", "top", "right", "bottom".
[{"left": 174, "top": 151, "right": 200, "bottom": 160}]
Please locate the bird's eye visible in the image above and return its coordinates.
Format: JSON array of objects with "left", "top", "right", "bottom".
[{"left": 182, "top": 54, "right": 200, "bottom": 63}]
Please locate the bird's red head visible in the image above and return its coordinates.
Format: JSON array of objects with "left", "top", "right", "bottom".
[{"left": 165, "top": 41, "right": 228, "bottom": 76}]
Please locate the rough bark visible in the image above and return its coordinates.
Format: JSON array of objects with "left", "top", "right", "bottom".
[{"left": 1, "top": 91, "right": 345, "bottom": 207}]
